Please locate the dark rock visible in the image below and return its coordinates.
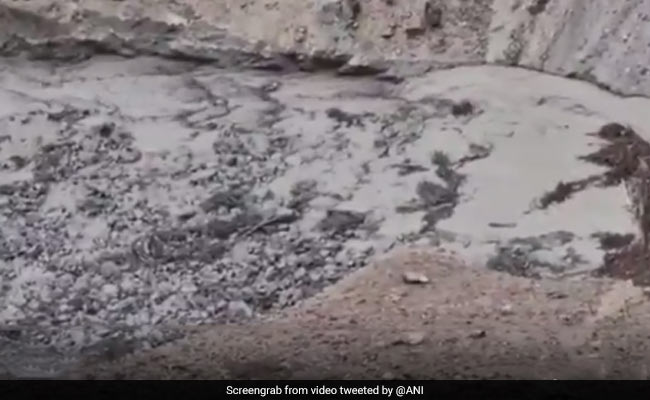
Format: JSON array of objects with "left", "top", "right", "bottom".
[
  {"left": 468, "top": 330, "right": 486, "bottom": 339},
  {"left": 317, "top": 209, "right": 366, "bottom": 234}
]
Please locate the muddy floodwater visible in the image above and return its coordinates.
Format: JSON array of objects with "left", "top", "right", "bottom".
[{"left": 0, "top": 56, "right": 648, "bottom": 377}]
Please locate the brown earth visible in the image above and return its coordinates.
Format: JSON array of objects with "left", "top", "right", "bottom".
[{"left": 71, "top": 247, "right": 650, "bottom": 380}]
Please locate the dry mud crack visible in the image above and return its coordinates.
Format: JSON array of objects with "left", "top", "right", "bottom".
[{"left": 1, "top": 53, "right": 650, "bottom": 378}]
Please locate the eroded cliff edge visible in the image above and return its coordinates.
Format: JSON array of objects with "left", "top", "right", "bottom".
[{"left": 1, "top": 0, "right": 649, "bottom": 97}]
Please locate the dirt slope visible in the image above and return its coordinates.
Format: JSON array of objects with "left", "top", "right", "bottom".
[{"left": 71, "top": 247, "right": 650, "bottom": 380}]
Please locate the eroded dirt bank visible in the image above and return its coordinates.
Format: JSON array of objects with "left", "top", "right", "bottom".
[
  {"left": 72, "top": 248, "right": 650, "bottom": 379},
  {"left": 2, "top": 0, "right": 650, "bottom": 97}
]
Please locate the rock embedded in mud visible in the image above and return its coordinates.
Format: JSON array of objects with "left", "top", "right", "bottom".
[
  {"left": 393, "top": 331, "right": 426, "bottom": 346},
  {"left": 402, "top": 271, "right": 430, "bottom": 284},
  {"left": 468, "top": 329, "right": 486, "bottom": 339},
  {"left": 499, "top": 304, "right": 514, "bottom": 316}
]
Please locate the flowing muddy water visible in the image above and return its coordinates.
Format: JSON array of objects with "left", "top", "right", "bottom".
[{"left": 0, "top": 55, "right": 647, "bottom": 377}]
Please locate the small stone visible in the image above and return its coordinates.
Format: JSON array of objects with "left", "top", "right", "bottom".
[
  {"left": 499, "top": 304, "right": 514, "bottom": 316},
  {"left": 323, "top": 264, "right": 337, "bottom": 277},
  {"left": 294, "top": 267, "right": 306, "bottom": 280},
  {"left": 180, "top": 283, "right": 198, "bottom": 294},
  {"left": 120, "top": 278, "right": 136, "bottom": 293},
  {"left": 309, "top": 271, "right": 322, "bottom": 282},
  {"left": 102, "top": 284, "right": 119, "bottom": 298},
  {"left": 402, "top": 272, "right": 430, "bottom": 284},
  {"left": 99, "top": 261, "right": 120, "bottom": 278},
  {"left": 405, "top": 331, "right": 425, "bottom": 345},
  {"left": 381, "top": 25, "right": 396, "bottom": 39},
  {"left": 228, "top": 300, "right": 253, "bottom": 319},
  {"left": 469, "top": 329, "right": 487, "bottom": 339},
  {"left": 393, "top": 331, "right": 426, "bottom": 346},
  {"left": 90, "top": 275, "right": 105, "bottom": 287}
]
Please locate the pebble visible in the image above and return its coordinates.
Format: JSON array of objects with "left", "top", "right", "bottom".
[
  {"left": 309, "top": 271, "right": 322, "bottom": 282},
  {"left": 402, "top": 272, "right": 430, "bottom": 284},
  {"left": 294, "top": 267, "right": 306, "bottom": 279},
  {"left": 499, "top": 304, "right": 514, "bottom": 316},
  {"left": 99, "top": 262, "right": 120, "bottom": 278},
  {"left": 227, "top": 300, "right": 253, "bottom": 319},
  {"left": 102, "top": 284, "right": 119, "bottom": 298},
  {"left": 469, "top": 330, "right": 487, "bottom": 339},
  {"left": 393, "top": 331, "right": 426, "bottom": 346}
]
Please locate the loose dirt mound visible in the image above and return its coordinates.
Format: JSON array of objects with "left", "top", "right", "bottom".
[{"left": 71, "top": 248, "right": 650, "bottom": 379}]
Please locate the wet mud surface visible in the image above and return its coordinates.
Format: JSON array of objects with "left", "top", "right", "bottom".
[
  {"left": 0, "top": 57, "right": 648, "bottom": 377},
  {"left": 0, "top": 56, "right": 485, "bottom": 376}
]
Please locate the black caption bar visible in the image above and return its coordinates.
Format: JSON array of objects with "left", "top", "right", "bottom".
[
  {"left": 226, "top": 382, "right": 423, "bottom": 397},
  {"left": 1, "top": 380, "right": 648, "bottom": 400}
]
